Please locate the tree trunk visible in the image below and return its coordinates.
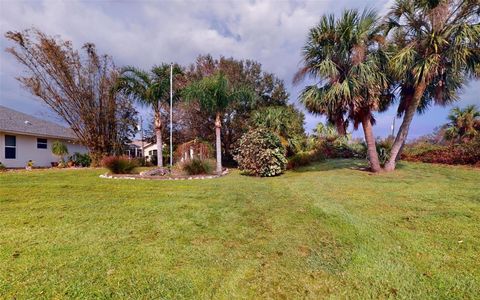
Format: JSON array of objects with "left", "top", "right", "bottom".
[
  {"left": 90, "top": 150, "right": 103, "bottom": 167},
  {"left": 361, "top": 113, "right": 382, "bottom": 173},
  {"left": 215, "top": 112, "right": 222, "bottom": 175},
  {"left": 334, "top": 115, "right": 347, "bottom": 136},
  {"left": 154, "top": 111, "right": 163, "bottom": 167},
  {"left": 384, "top": 81, "right": 427, "bottom": 172}
]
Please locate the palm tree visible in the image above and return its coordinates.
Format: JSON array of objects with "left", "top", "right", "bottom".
[
  {"left": 444, "top": 105, "right": 480, "bottom": 142},
  {"left": 293, "top": 13, "right": 350, "bottom": 136},
  {"left": 296, "top": 9, "right": 390, "bottom": 172},
  {"left": 115, "top": 64, "right": 182, "bottom": 167},
  {"left": 183, "top": 72, "right": 254, "bottom": 174},
  {"left": 383, "top": 0, "right": 479, "bottom": 171}
]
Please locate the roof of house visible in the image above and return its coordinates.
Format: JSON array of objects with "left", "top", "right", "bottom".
[
  {"left": 130, "top": 140, "right": 155, "bottom": 149},
  {"left": 0, "top": 105, "right": 77, "bottom": 140}
]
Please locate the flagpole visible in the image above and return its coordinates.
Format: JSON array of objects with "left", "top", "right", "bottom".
[
  {"left": 140, "top": 115, "right": 145, "bottom": 165},
  {"left": 169, "top": 63, "right": 173, "bottom": 167}
]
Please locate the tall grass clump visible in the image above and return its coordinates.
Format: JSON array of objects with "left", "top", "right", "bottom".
[
  {"left": 178, "top": 159, "right": 215, "bottom": 175},
  {"left": 101, "top": 156, "right": 138, "bottom": 174}
]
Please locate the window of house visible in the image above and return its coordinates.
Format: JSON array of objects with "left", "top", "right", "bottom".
[
  {"left": 5, "top": 135, "right": 16, "bottom": 159},
  {"left": 37, "top": 138, "right": 47, "bottom": 149}
]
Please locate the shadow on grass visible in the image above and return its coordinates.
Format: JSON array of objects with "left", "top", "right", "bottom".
[
  {"left": 291, "top": 159, "right": 367, "bottom": 173},
  {"left": 291, "top": 158, "right": 409, "bottom": 173}
]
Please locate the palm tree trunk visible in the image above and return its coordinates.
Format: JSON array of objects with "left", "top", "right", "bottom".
[
  {"left": 156, "top": 129, "right": 163, "bottom": 167},
  {"left": 154, "top": 111, "right": 163, "bottom": 167},
  {"left": 215, "top": 112, "right": 222, "bottom": 175},
  {"left": 361, "top": 113, "right": 382, "bottom": 173},
  {"left": 335, "top": 116, "right": 347, "bottom": 136},
  {"left": 384, "top": 81, "right": 427, "bottom": 172}
]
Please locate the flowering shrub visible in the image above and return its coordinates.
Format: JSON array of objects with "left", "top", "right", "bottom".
[
  {"left": 101, "top": 156, "right": 138, "bottom": 174},
  {"left": 234, "top": 128, "right": 287, "bottom": 177}
]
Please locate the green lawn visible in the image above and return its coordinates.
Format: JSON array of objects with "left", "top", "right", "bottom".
[{"left": 1, "top": 160, "right": 479, "bottom": 299}]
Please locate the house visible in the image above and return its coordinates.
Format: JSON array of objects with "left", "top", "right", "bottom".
[
  {"left": 126, "top": 140, "right": 163, "bottom": 163},
  {"left": 125, "top": 140, "right": 145, "bottom": 158},
  {"left": 0, "top": 105, "right": 87, "bottom": 168}
]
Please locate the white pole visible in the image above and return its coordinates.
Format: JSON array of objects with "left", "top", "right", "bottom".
[
  {"left": 169, "top": 63, "right": 173, "bottom": 167},
  {"left": 140, "top": 116, "right": 145, "bottom": 164}
]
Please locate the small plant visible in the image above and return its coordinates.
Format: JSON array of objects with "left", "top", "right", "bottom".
[
  {"left": 234, "top": 128, "right": 287, "bottom": 177},
  {"left": 179, "top": 158, "right": 215, "bottom": 175},
  {"left": 0, "top": 162, "right": 7, "bottom": 171},
  {"left": 26, "top": 160, "right": 34, "bottom": 170},
  {"left": 101, "top": 156, "right": 138, "bottom": 174},
  {"left": 51, "top": 141, "right": 69, "bottom": 164},
  {"left": 373, "top": 138, "right": 394, "bottom": 166}
]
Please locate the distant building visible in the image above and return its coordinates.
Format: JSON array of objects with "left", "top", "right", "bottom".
[
  {"left": 0, "top": 105, "right": 87, "bottom": 168},
  {"left": 126, "top": 140, "right": 164, "bottom": 163}
]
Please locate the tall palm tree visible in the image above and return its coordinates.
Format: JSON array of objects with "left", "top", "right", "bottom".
[
  {"left": 115, "top": 64, "right": 182, "bottom": 167},
  {"left": 294, "top": 13, "right": 350, "bottom": 136},
  {"left": 296, "top": 9, "right": 390, "bottom": 172},
  {"left": 183, "top": 72, "right": 254, "bottom": 174},
  {"left": 444, "top": 105, "right": 480, "bottom": 142},
  {"left": 383, "top": 0, "right": 479, "bottom": 171}
]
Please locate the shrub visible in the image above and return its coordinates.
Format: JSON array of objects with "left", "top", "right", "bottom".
[
  {"left": 234, "top": 128, "right": 287, "bottom": 177},
  {"left": 179, "top": 158, "right": 215, "bottom": 175},
  {"left": 402, "top": 137, "right": 480, "bottom": 166},
  {"left": 402, "top": 142, "right": 444, "bottom": 158},
  {"left": 0, "top": 162, "right": 6, "bottom": 171},
  {"left": 71, "top": 152, "right": 91, "bottom": 167},
  {"left": 375, "top": 138, "right": 394, "bottom": 166},
  {"left": 101, "top": 156, "right": 138, "bottom": 174},
  {"left": 318, "top": 139, "right": 367, "bottom": 159},
  {"left": 287, "top": 149, "right": 325, "bottom": 169},
  {"left": 150, "top": 154, "right": 158, "bottom": 166}
]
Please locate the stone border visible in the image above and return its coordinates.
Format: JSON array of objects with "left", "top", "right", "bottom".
[{"left": 99, "top": 168, "right": 229, "bottom": 180}]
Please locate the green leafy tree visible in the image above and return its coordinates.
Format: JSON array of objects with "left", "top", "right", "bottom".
[
  {"left": 115, "top": 63, "right": 183, "bottom": 167},
  {"left": 383, "top": 0, "right": 480, "bottom": 171},
  {"left": 296, "top": 9, "right": 389, "bottom": 172},
  {"left": 183, "top": 72, "right": 255, "bottom": 174},
  {"left": 444, "top": 105, "right": 480, "bottom": 142},
  {"left": 250, "top": 105, "right": 306, "bottom": 155},
  {"left": 183, "top": 55, "right": 289, "bottom": 162}
]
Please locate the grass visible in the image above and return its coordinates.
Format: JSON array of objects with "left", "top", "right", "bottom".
[{"left": 0, "top": 159, "right": 479, "bottom": 299}]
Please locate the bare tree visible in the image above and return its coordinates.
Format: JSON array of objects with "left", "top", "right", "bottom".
[{"left": 5, "top": 28, "right": 137, "bottom": 165}]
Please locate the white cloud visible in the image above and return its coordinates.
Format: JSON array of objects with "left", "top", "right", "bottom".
[{"left": 1, "top": 0, "right": 478, "bottom": 138}]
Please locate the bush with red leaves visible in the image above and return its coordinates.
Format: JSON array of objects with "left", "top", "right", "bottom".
[
  {"left": 101, "top": 156, "right": 138, "bottom": 174},
  {"left": 402, "top": 138, "right": 480, "bottom": 166}
]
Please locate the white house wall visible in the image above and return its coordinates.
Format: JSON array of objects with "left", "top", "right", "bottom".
[{"left": 0, "top": 132, "right": 87, "bottom": 168}]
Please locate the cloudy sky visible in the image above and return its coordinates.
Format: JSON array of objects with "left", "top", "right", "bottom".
[{"left": 0, "top": 0, "right": 478, "bottom": 138}]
